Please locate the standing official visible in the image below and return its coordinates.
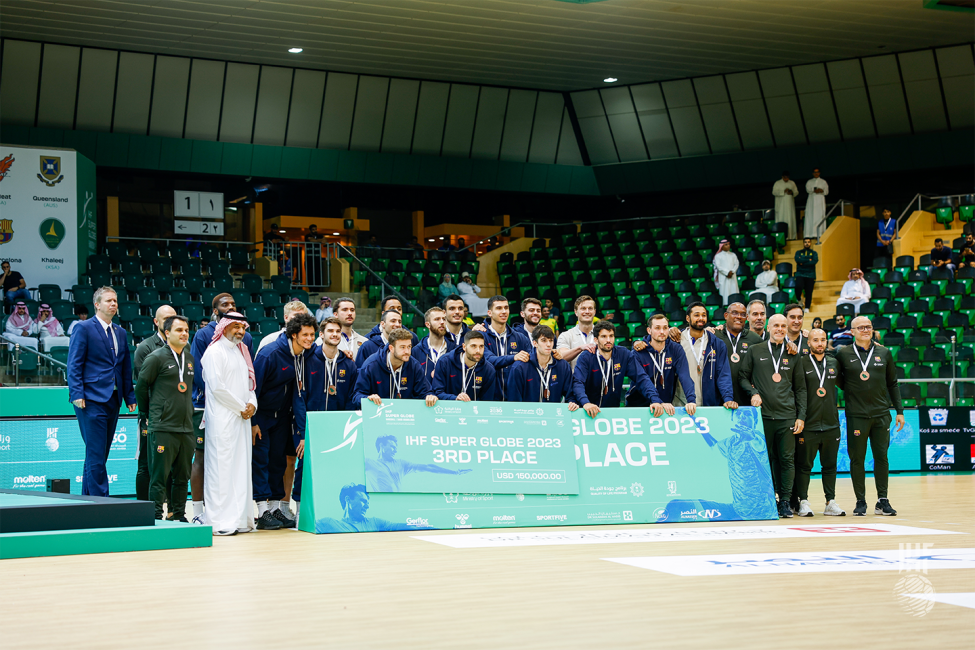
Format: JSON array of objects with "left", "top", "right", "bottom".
[
  {"left": 772, "top": 171, "right": 798, "bottom": 240},
  {"left": 506, "top": 325, "right": 578, "bottom": 408},
  {"left": 804, "top": 168, "right": 829, "bottom": 239},
  {"left": 190, "top": 293, "right": 254, "bottom": 523},
  {"left": 67, "top": 287, "right": 137, "bottom": 497},
  {"left": 557, "top": 295, "right": 598, "bottom": 369},
  {"left": 133, "top": 304, "right": 176, "bottom": 501},
  {"left": 201, "top": 312, "right": 257, "bottom": 536},
  {"left": 628, "top": 314, "right": 696, "bottom": 414},
  {"left": 712, "top": 240, "right": 740, "bottom": 305},
  {"left": 794, "top": 238, "right": 818, "bottom": 313},
  {"left": 738, "top": 314, "right": 806, "bottom": 518},
  {"left": 714, "top": 302, "right": 765, "bottom": 408},
  {"left": 675, "top": 303, "right": 736, "bottom": 409},
  {"left": 835, "top": 316, "right": 904, "bottom": 516},
  {"left": 796, "top": 329, "right": 846, "bottom": 517},
  {"left": 432, "top": 331, "right": 498, "bottom": 401},
  {"left": 353, "top": 329, "right": 438, "bottom": 406},
  {"left": 477, "top": 296, "right": 531, "bottom": 397},
  {"left": 135, "top": 316, "right": 195, "bottom": 521},
  {"left": 251, "top": 312, "right": 317, "bottom": 529},
  {"left": 291, "top": 317, "right": 359, "bottom": 520},
  {"left": 572, "top": 322, "right": 663, "bottom": 417},
  {"left": 415, "top": 306, "right": 455, "bottom": 380}
]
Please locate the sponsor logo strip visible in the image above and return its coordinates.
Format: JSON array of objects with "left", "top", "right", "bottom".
[{"left": 412, "top": 523, "right": 963, "bottom": 548}]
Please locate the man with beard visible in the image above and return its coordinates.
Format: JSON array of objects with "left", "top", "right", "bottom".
[
  {"left": 189, "top": 293, "right": 254, "bottom": 523},
  {"left": 333, "top": 298, "right": 368, "bottom": 358},
  {"left": 506, "top": 325, "right": 579, "bottom": 408},
  {"left": 572, "top": 321, "right": 663, "bottom": 417},
  {"left": 443, "top": 294, "right": 470, "bottom": 347},
  {"left": 674, "top": 303, "right": 736, "bottom": 410},
  {"left": 747, "top": 299, "right": 768, "bottom": 340},
  {"left": 415, "top": 306, "right": 455, "bottom": 380},
  {"left": 627, "top": 314, "right": 696, "bottom": 414},
  {"left": 714, "top": 302, "right": 765, "bottom": 407},
  {"left": 796, "top": 328, "right": 846, "bottom": 517},
  {"left": 251, "top": 312, "right": 317, "bottom": 529},
  {"left": 201, "top": 312, "right": 257, "bottom": 535},
  {"left": 432, "top": 330, "right": 498, "bottom": 401},
  {"left": 784, "top": 303, "right": 811, "bottom": 357},
  {"left": 738, "top": 314, "right": 806, "bottom": 518},
  {"left": 365, "top": 295, "right": 419, "bottom": 347},
  {"left": 513, "top": 297, "right": 542, "bottom": 340},
  {"left": 353, "top": 328, "right": 438, "bottom": 406},
  {"left": 356, "top": 309, "right": 403, "bottom": 369},
  {"left": 133, "top": 304, "right": 176, "bottom": 502}
]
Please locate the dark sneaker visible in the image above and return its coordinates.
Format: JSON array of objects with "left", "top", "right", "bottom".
[
  {"left": 875, "top": 499, "right": 897, "bottom": 516},
  {"left": 271, "top": 508, "right": 296, "bottom": 528},
  {"left": 777, "top": 501, "right": 794, "bottom": 518},
  {"left": 853, "top": 500, "right": 868, "bottom": 516},
  {"left": 256, "top": 511, "right": 282, "bottom": 530}
]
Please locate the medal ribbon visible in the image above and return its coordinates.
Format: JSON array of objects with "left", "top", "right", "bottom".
[
  {"left": 536, "top": 360, "right": 553, "bottom": 402},
  {"left": 461, "top": 359, "right": 477, "bottom": 399},
  {"left": 648, "top": 348, "right": 665, "bottom": 386},
  {"left": 692, "top": 332, "right": 708, "bottom": 370},
  {"left": 598, "top": 352, "right": 613, "bottom": 396},
  {"left": 170, "top": 347, "right": 185, "bottom": 385},
  {"left": 853, "top": 344, "right": 874, "bottom": 378},
  {"left": 769, "top": 340, "right": 786, "bottom": 377},
  {"left": 811, "top": 355, "right": 827, "bottom": 393},
  {"left": 388, "top": 356, "right": 403, "bottom": 399}
]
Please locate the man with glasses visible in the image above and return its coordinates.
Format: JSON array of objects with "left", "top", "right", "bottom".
[{"left": 835, "top": 316, "right": 904, "bottom": 516}]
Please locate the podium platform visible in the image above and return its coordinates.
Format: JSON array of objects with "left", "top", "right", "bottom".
[{"left": 0, "top": 489, "right": 211, "bottom": 559}]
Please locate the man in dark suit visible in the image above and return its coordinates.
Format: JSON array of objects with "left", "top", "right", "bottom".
[{"left": 67, "top": 287, "right": 137, "bottom": 496}]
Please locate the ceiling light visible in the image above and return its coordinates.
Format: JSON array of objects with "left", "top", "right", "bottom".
[
  {"left": 603, "top": 77, "right": 618, "bottom": 83},
  {"left": 428, "top": 239, "right": 435, "bottom": 242},
  {"left": 279, "top": 230, "right": 286, "bottom": 234},
  {"left": 439, "top": 237, "right": 444, "bottom": 240},
  {"left": 332, "top": 232, "right": 340, "bottom": 236},
  {"left": 288, "top": 47, "right": 303, "bottom": 54}
]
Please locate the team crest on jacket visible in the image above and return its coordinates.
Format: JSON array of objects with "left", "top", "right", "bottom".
[
  {"left": 401, "top": 377, "right": 408, "bottom": 385},
  {"left": 511, "top": 342, "right": 518, "bottom": 349},
  {"left": 196, "top": 437, "right": 203, "bottom": 445},
  {"left": 613, "top": 363, "right": 621, "bottom": 371},
  {"left": 551, "top": 374, "right": 557, "bottom": 381},
  {"left": 741, "top": 343, "right": 749, "bottom": 349},
  {"left": 782, "top": 359, "right": 789, "bottom": 365},
  {"left": 339, "top": 369, "right": 346, "bottom": 377},
  {"left": 475, "top": 376, "right": 483, "bottom": 384},
  {"left": 853, "top": 430, "right": 861, "bottom": 437},
  {"left": 156, "top": 445, "right": 165, "bottom": 453},
  {"left": 665, "top": 357, "right": 672, "bottom": 364}
]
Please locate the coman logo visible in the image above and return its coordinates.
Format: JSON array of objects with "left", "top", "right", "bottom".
[
  {"left": 698, "top": 509, "right": 722, "bottom": 519},
  {"left": 536, "top": 514, "right": 567, "bottom": 522},
  {"left": 406, "top": 517, "right": 429, "bottom": 527}
]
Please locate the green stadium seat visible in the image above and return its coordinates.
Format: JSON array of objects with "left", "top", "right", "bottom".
[{"left": 182, "top": 302, "right": 206, "bottom": 323}]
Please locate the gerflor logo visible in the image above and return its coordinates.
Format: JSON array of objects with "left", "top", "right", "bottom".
[{"left": 406, "top": 517, "right": 429, "bottom": 527}]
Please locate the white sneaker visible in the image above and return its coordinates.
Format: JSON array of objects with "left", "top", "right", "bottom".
[
  {"left": 797, "top": 499, "right": 814, "bottom": 517},
  {"left": 823, "top": 500, "right": 846, "bottom": 516},
  {"left": 191, "top": 514, "right": 206, "bottom": 525}
]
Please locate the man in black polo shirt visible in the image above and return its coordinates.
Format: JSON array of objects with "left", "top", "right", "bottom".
[
  {"left": 738, "top": 314, "right": 806, "bottom": 518},
  {"left": 796, "top": 329, "right": 846, "bottom": 517},
  {"left": 715, "top": 301, "right": 764, "bottom": 407},
  {"left": 835, "top": 316, "right": 904, "bottom": 516}
]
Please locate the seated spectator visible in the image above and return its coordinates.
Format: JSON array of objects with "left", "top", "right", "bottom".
[
  {"left": 545, "top": 298, "right": 561, "bottom": 324},
  {"left": 68, "top": 305, "right": 88, "bottom": 336},
  {"left": 4, "top": 301, "right": 37, "bottom": 351},
  {"left": 457, "top": 272, "right": 488, "bottom": 316},
  {"left": 462, "top": 303, "right": 475, "bottom": 327},
  {"left": 829, "top": 314, "right": 853, "bottom": 349},
  {"left": 361, "top": 235, "right": 379, "bottom": 249},
  {"left": 410, "top": 236, "right": 426, "bottom": 259},
  {"left": 836, "top": 268, "right": 871, "bottom": 314},
  {"left": 2, "top": 260, "right": 29, "bottom": 306},
  {"left": 315, "top": 296, "right": 332, "bottom": 323},
  {"left": 811, "top": 317, "right": 823, "bottom": 330},
  {"left": 753, "top": 259, "right": 778, "bottom": 301},
  {"left": 955, "top": 234, "right": 975, "bottom": 269},
  {"left": 929, "top": 238, "right": 955, "bottom": 274},
  {"left": 437, "top": 273, "right": 458, "bottom": 304},
  {"left": 539, "top": 306, "right": 559, "bottom": 337},
  {"left": 35, "top": 303, "right": 70, "bottom": 350}
]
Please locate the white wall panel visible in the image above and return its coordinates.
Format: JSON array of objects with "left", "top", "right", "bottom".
[
  {"left": 184, "top": 59, "right": 225, "bottom": 141},
  {"left": 112, "top": 52, "right": 154, "bottom": 135},
  {"left": 285, "top": 69, "right": 326, "bottom": 148},
  {"left": 0, "top": 40, "right": 42, "bottom": 125},
  {"left": 75, "top": 48, "right": 118, "bottom": 132},
  {"left": 381, "top": 78, "right": 420, "bottom": 154},
  {"left": 440, "top": 84, "right": 479, "bottom": 158},
  {"left": 149, "top": 56, "right": 190, "bottom": 139},
  {"left": 527, "top": 92, "right": 563, "bottom": 164},
  {"left": 470, "top": 86, "right": 508, "bottom": 159},
  {"left": 411, "top": 81, "right": 450, "bottom": 155},
  {"left": 318, "top": 72, "right": 358, "bottom": 150},
  {"left": 252, "top": 66, "right": 293, "bottom": 146},
  {"left": 350, "top": 76, "right": 390, "bottom": 152},
  {"left": 218, "top": 62, "right": 260, "bottom": 143},
  {"left": 37, "top": 44, "right": 80, "bottom": 129}
]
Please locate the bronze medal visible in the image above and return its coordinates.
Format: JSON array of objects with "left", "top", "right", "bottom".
[
  {"left": 860, "top": 371, "right": 869, "bottom": 381},
  {"left": 816, "top": 387, "right": 826, "bottom": 397},
  {"left": 772, "top": 373, "right": 782, "bottom": 383},
  {"left": 328, "top": 385, "right": 337, "bottom": 395},
  {"left": 730, "top": 353, "right": 740, "bottom": 363},
  {"left": 177, "top": 382, "right": 187, "bottom": 393},
  {"left": 603, "top": 385, "right": 609, "bottom": 396},
  {"left": 543, "top": 389, "right": 550, "bottom": 400}
]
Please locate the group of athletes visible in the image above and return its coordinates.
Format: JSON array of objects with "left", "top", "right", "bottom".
[{"left": 138, "top": 289, "right": 904, "bottom": 529}]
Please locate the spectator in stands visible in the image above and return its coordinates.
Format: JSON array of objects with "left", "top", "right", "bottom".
[
  {"left": 68, "top": 305, "right": 89, "bottom": 336},
  {"left": 462, "top": 303, "right": 475, "bottom": 327},
  {"left": 876, "top": 208, "right": 896, "bottom": 260},
  {"left": 362, "top": 235, "right": 379, "bottom": 249},
  {"left": 437, "top": 273, "right": 458, "bottom": 304},
  {"left": 410, "top": 236, "right": 426, "bottom": 259},
  {"left": 437, "top": 239, "right": 456, "bottom": 252},
  {"left": 1, "top": 260, "right": 29, "bottom": 306},
  {"left": 794, "top": 237, "right": 818, "bottom": 313},
  {"left": 539, "top": 305, "right": 559, "bottom": 337},
  {"left": 712, "top": 239, "right": 739, "bottom": 305},
  {"left": 836, "top": 268, "right": 871, "bottom": 315},
  {"left": 457, "top": 238, "right": 467, "bottom": 251},
  {"left": 545, "top": 298, "right": 561, "bottom": 324},
  {"left": 315, "top": 296, "right": 332, "bottom": 323},
  {"left": 811, "top": 317, "right": 823, "bottom": 331},
  {"left": 198, "top": 318, "right": 209, "bottom": 331},
  {"left": 264, "top": 223, "right": 285, "bottom": 246},
  {"left": 304, "top": 224, "right": 324, "bottom": 243},
  {"left": 803, "top": 168, "right": 828, "bottom": 239},
  {"left": 929, "top": 238, "right": 955, "bottom": 275},
  {"left": 753, "top": 259, "right": 778, "bottom": 302},
  {"left": 278, "top": 250, "right": 293, "bottom": 281},
  {"left": 772, "top": 171, "right": 798, "bottom": 240},
  {"left": 956, "top": 234, "right": 975, "bottom": 269},
  {"left": 4, "top": 301, "right": 37, "bottom": 351},
  {"left": 35, "top": 303, "right": 69, "bottom": 350},
  {"left": 458, "top": 271, "right": 488, "bottom": 316},
  {"left": 829, "top": 314, "right": 853, "bottom": 350}
]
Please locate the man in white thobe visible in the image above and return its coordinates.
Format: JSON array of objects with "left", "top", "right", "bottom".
[
  {"left": 4, "top": 301, "right": 38, "bottom": 352},
  {"left": 712, "top": 239, "right": 740, "bottom": 305},
  {"left": 772, "top": 171, "right": 798, "bottom": 240},
  {"left": 804, "top": 168, "right": 829, "bottom": 239},
  {"left": 202, "top": 312, "right": 258, "bottom": 536},
  {"left": 35, "top": 304, "right": 70, "bottom": 351}
]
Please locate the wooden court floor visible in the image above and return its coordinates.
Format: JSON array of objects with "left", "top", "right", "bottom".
[{"left": 1, "top": 474, "right": 972, "bottom": 650}]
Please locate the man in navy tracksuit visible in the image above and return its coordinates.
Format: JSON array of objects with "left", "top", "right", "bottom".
[
  {"left": 573, "top": 321, "right": 664, "bottom": 417},
  {"left": 356, "top": 309, "right": 407, "bottom": 369},
  {"left": 628, "top": 314, "right": 697, "bottom": 413},
  {"left": 506, "top": 325, "right": 579, "bottom": 407},
  {"left": 432, "top": 331, "right": 498, "bottom": 401},
  {"left": 443, "top": 294, "right": 470, "bottom": 347},
  {"left": 477, "top": 296, "right": 531, "bottom": 398},
  {"left": 353, "top": 329, "right": 438, "bottom": 405},
  {"left": 291, "top": 317, "right": 358, "bottom": 518},
  {"left": 251, "top": 312, "right": 317, "bottom": 529},
  {"left": 189, "top": 292, "right": 253, "bottom": 522},
  {"left": 365, "top": 295, "right": 420, "bottom": 347},
  {"left": 415, "top": 306, "right": 457, "bottom": 380}
]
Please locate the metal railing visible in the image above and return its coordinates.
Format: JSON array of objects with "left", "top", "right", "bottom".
[
  {"left": 898, "top": 379, "right": 974, "bottom": 407},
  {"left": 0, "top": 334, "right": 68, "bottom": 387},
  {"left": 333, "top": 243, "right": 427, "bottom": 324},
  {"left": 263, "top": 241, "right": 331, "bottom": 289},
  {"left": 895, "top": 193, "right": 969, "bottom": 239}
]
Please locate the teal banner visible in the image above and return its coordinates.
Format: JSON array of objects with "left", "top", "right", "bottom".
[
  {"left": 360, "top": 400, "right": 578, "bottom": 494},
  {"left": 299, "top": 405, "right": 777, "bottom": 534}
]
